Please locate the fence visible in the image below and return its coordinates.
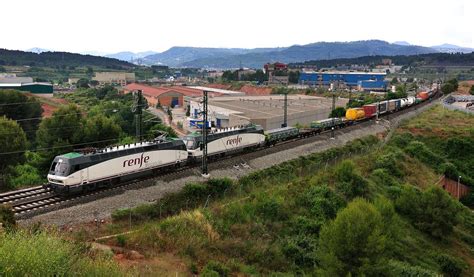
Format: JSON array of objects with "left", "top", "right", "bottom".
[{"left": 436, "top": 175, "right": 470, "bottom": 200}]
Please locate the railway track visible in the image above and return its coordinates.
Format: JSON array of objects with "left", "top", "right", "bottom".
[{"left": 10, "top": 93, "right": 440, "bottom": 219}]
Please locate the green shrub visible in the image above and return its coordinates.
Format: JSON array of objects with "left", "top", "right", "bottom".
[
  {"left": 374, "top": 152, "right": 403, "bottom": 178},
  {"left": 317, "top": 198, "right": 390, "bottom": 276},
  {"left": 334, "top": 160, "right": 368, "bottom": 199},
  {"left": 386, "top": 260, "right": 438, "bottom": 277},
  {"left": 405, "top": 141, "right": 444, "bottom": 170},
  {"left": 395, "top": 185, "right": 463, "bottom": 238},
  {"left": 0, "top": 205, "right": 16, "bottom": 231},
  {"left": 255, "top": 195, "right": 287, "bottom": 221},
  {"left": 116, "top": 235, "right": 127, "bottom": 247},
  {"left": 435, "top": 253, "right": 466, "bottom": 277},
  {"left": 302, "top": 185, "right": 345, "bottom": 220},
  {"left": 282, "top": 234, "right": 318, "bottom": 268},
  {"left": 370, "top": 168, "right": 399, "bottom": 187},
  {"left": 202, "top": 260, "right": 230, "bottom": 277}
]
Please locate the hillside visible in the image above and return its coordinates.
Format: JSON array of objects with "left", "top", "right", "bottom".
[
  {"left": 142, "top": 46, "right": 282, "bottom": 67},
  {"left": 177, "top": 40, "right": 437, "bottom": 68},
  {"left": 0, "top": 49, "right": 134, "bottom": 69},
  {"left": 291, "top": 52, "right": 474, "bottom": 68},
  {"left": 91, "top": 105, "right": 471, "bottom": 275}
]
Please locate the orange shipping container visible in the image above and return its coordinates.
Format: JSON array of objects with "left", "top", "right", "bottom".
[{"left": 417, "top": 91, "right": 429, "bottom": 100}]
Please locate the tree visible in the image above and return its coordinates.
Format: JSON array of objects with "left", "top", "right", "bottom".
[
  {"left": 82, "top": 115, "right": 122, "bottom": 148},
  {"left": 329, "top": 107, "right": 346, "bottom": 118},
  {"left": 288, "top": 71, "right": 300, "bottom": 84},
  {"left": 395, "top": 185, "right": 462, "bottom": 238},
  {"left": 0, "top": 116, "right": 27, "bottom": 170},
  {"left": 76, "top": 78, "right": 90, "bottom": 88},
  {"left": 35, "top": 104, "right": 84, "bottom": 166},
  {"left": 470, "top": 85, "right": 474, "bottom": 95},
  {"left": 317, "top": 198, "right": 389, "bottom": 276},
  {"left": 0, "top": 90, "right": 43, "bottom": 140}
]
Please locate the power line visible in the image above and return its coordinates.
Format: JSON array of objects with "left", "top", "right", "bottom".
[
  {"left": 0, "top": 137, "right": 132, "bottom": 156},
  {"left": 3, "top": 104, "right": 148, "bottom": 123}
]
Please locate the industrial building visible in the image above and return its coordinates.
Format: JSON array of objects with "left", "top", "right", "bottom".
[
  {"left": 0, "top": 75, "right": 53, "bottom": 93},
  {"left": 188, "top": 95, "right": 348, "bottom": 130},
  {"left": 299, "top": 71, "right": 387, "bottom": 91},
  {"left": 93, "top": 72, "right": 135, "bottom": 86}
]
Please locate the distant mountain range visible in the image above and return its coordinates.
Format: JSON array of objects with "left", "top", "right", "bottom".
[
  {"left": 14, "top": 40, "right": 474, "bottom": 69},
  {"left": 154, "top": 40, "right": 437, "bottom": 68},
  {"left": 105, "top": 51, "right": 158, "bottom": 62}
]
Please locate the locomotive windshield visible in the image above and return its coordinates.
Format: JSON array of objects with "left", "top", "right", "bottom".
[{"left": 49, "top": 159, "right": 71, "bottom": 177}]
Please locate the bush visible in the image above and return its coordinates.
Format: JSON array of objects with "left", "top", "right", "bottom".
[
  {"left": 302, "top": 185, "right": 345, "bottom": 220},
  {"left": 395, "top": 185, "right": 462, "bottom": 238},
  {"left": 255, "top": 195, "right": 287, "bottom": 221},
  {"left": 374, "top": 152, "right": 403, "bottom": 178},
  {"left": 201, "top": 260, "right": 230, "bottom": 277},
  {"left": 0, "top": 205, "right": 16, "bottom": 231},
  {"left": 435, "top": 253, "right": 466, "bottom": 277},
  {"left": 334, "top": 160, "right": 368, "bottom": 199},
  {"left": 282, "top": 234, "right": 318, "bottom": 268},
  {"left": 404, "top": 141, "right": 444, "bottom": 169},
  {"left": 386, "top": 260, "right": 438, "bottom": 277},
  {"left": 317, "top": 198, "right": 390, "bottom": 276},
  {"left": 370, "top": 169, "right": 399, "bottom": 187}
]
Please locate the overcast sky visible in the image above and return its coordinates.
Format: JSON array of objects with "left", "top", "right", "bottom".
[{"left": 2, "top": 0, "right": 473, "bottom": 54}]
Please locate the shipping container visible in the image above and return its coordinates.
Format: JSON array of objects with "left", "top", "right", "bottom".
[
  {"left": 417, "top": 91, "right": 429, "bottom": 100},
  {"left": 388, "top": 99, "right": 401, "bottom": 111},
  {"left": 378, "top": 101, "right": 388, "bottom": 114},
  {"left": 415, "top": 97, "right": 422, "bottom": 104},
  {"left": 346, "top": 108, "right": 365, "bottom": 121},
  {"left": 407, "top": 96, "right": 416, "bottom": 106},
  {"left": 362, "top": 104, "right": 377, "bottom": 118}
]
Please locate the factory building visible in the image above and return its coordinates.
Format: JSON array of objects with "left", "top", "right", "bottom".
[
  {"left": 188, "top": 95, "right": 348, "bottom": 130},
  {"left": 93, "top": 72, "right": 135, "bottom": 86},
  {"left": 0, "top": 75, "right": 53, "bottom": 93},
  {"left": 299, "top": 71, "right": 387, "bottom": 91}
]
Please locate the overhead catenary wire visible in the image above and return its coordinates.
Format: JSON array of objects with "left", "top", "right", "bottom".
[{"left": 0, "top": 136, "right": 142, "bottom": 156}]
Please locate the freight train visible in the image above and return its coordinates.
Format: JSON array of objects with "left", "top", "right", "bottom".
[{"left": 46, "top": 90, "right": 437, "bottom": 194}]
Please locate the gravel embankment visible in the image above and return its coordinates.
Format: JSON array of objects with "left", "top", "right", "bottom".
[{"left": 20, "top": 100, "right": 437, "bottom": 227}]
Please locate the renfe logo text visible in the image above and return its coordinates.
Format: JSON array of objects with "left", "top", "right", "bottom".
[
  {"left": 123, "top": 153, "right": 150, "bottom": 168},
  {"left": 226, "top": 135, "right": 242, "bottom": 146}
]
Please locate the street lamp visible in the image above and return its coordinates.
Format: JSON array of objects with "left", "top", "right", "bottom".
[{"left": 457, "top": 175, "right": 462, "bottom": 200}]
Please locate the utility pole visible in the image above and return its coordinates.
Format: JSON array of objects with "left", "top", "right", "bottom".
[
  {"left": 282, "top": 92, "right": 288, "bottom": 128},
  {"left": 133, "top": 90, "right": 143, "bottom": 141},
  {"left": 201, "top": 90, "right": 209, "bottom": 178},
  {"left": 331, "top": 86, "right": 336, "bottom": 139}
]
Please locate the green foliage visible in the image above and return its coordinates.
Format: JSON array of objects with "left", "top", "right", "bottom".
[
  {"left": 434, "top": 253, "right": 466, "bottom": 277},
  {"left": 329, "top": 107, "right": 346, "bottom": 118},
  {"left": 395, "top": 185, "right": 462, "bottom": 238},
  {"left": 404, "top": 140, "right": 443, "bottom": 169},
  {"left": 0, "top": 89, "right": 42, "bottom": 141},
  {"left": 255, "top": 195, "right": 287, "bottom": 221},
  {"left": 0, "top": 116, "right": 27, "bottom": 170},
  {"left": 0, "top": 205, "right": 16, "bottom": 231},
  {"left": 370, "top": 168, "right": 399, "bottom": 187},
  {"left": 201, "top": 260, "right": 230, "bottom": 277},
  {"left": 147, "top": 123, "right": 177, "bottom": 138},
  {"left": 0, "top": 231, "right": 124, "bottom": 276},
  {"left": 116, "top": 235, "right": 127, "bottom": 247},
  {"left": 317, "top": 198, "right": 390, "bottom": 276},
  {"left": 112, "top": 178, "right": 234, "bottom": 221},
  {"left": 76, "top": 78, "right": 90, "bottom": 88},
  {"left": 470, "top": 85, "right": 474, "bottom": 95},
  {"left": 82, "top": 115, "right": 122, "bottom": 147},
  {"left": 334, "top": 160, "right": 368, "bottom": 200},
  {"left": 6, "top": 163, "right": 43, "bottom": 189},
  {"left": 386, "top": 260, "right": 438, "bottom": 277},
  {"left": 302, "top": 185, "right": 345, "bottom": 220},
  {"left": 441, "top": 79, "right": 458, "bottom": 94},
  {"left": 374, "top": 152, "right": 403, "bottom": 178}
]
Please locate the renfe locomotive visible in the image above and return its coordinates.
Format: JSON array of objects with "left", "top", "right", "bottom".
[{"left": 46, "top": 90, "right": 437, "bottom": 194}]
